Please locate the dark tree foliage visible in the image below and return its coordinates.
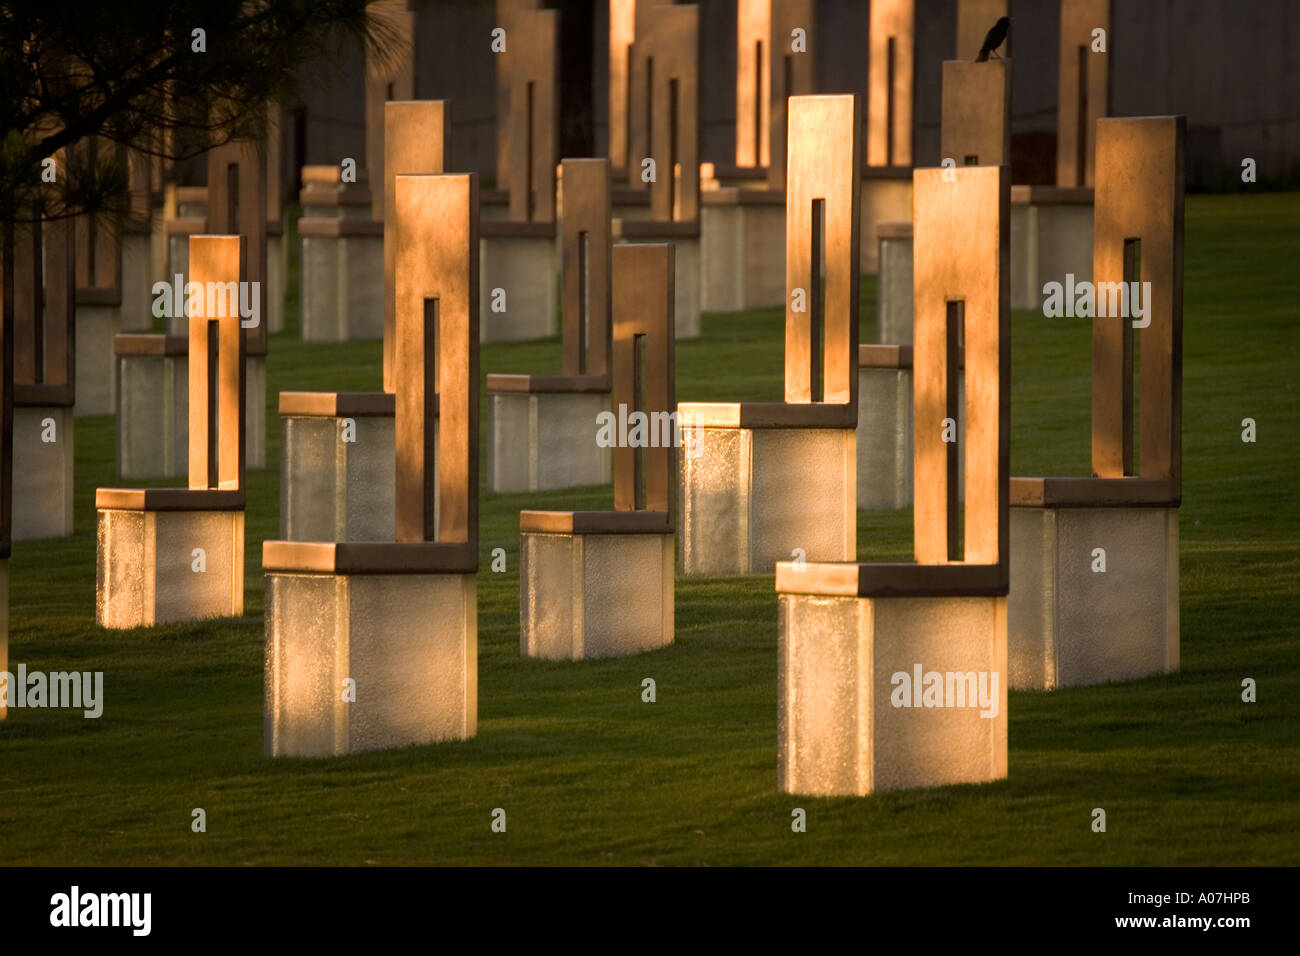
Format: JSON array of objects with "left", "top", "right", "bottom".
[{"left": 0, "top": 0, "right": 395, "bottom": 223}]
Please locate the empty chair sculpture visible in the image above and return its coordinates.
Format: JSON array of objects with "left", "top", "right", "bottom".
[
  {"left": 861, "top": 0, "right": 914, "bottom": 275},
  {"left": 481, "top": 7, "right": 560, "bottom": 343},
  {"left": 280, "top": 100, "right": 448, "bottom": 543},
  {"left": 1008, "top": 115, "right": 1184, "bottom": 690},
  {"left": 96, "top": 236, "right": 248, "bottom": 628},
  {"left": 117, "top": 134, "right": 268, "bottom": 476},
  {"left": 299, "top": 0, "right": 413, "bottom": 342},
  {"left": 775, "top": 163, "right": 1011, "bottom": 796},
  {"left": 700, "top": 0, "right": 815, "bottom": 313},
  {"left": 487, "top": 158, "right": 614, "bottom": 494},
  {"left": 264, "top": 173, "right": 479, "bottom": 757},
  {"left": 519, "top": 243, "right": 676, "bottom": 660},
  {"left": 679, "top": 94, "right": 859, "bottom": 576},
  {"left": 8, "top": 208, "right": 75, "bottom": 541},
  {"left": 616, "top": 3, "right": 701, "bottom": 338}
]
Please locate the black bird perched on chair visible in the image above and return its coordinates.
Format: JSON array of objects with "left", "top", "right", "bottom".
[{"left": 975, "top": 16, "right": 1011, "bottom": 61}]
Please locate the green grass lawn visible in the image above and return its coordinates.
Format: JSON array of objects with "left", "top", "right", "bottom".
[{"left": 1, "top": 193, "right": 1297, "bottom": 865}]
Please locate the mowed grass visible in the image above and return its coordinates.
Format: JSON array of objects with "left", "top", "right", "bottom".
[{"left": 1, "top": 193, "right": 1297, "bottom": 866}]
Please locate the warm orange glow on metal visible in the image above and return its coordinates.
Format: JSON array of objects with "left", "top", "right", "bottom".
[
  {"left": 955, "top": 0, "right": 1009, "bottom": 60},
  {"left": 1091, "top": 116, "right": 1184, "bottom": 487},
  {"left": 383, "top": 100, "right": 448, "bottom": 394},
  {"left": 607, "top": 0, "right": 640, "bottom": 170},
  {"left": 628, "top": 4, "right": 699, "bottom": 223},
  {"left": 393, "top": 174, "right": 479, "bottom": 546},
  {"left": 502, "top": 8, "right": 559, "bottom": 223},
  {"left": 206, "top": 138, "right": 268, "bottom": 355},
  {"left": 612, "top": 243, "right": 675, "bottom": 518},
  {"left": 785, "top": 95, "right": 861, "bottom": 408},
  {"left": 768, "top": 0, "right": 815, "bottom": 188},
  {"left": 560, "top": 159, "right": 612, "bottom": 378},
  {"left": 867, "top": 0, "right": 914, "bottom": 167},
  {"left": 495, "top": 0, "right": 542, "bottom": 184},
  {"left": 365, "top": 0, "right": 416, "bottom": 220},
  {"left": 913, "top": 164, "right": 1009, "bottom": 567},
  {"left": 735, "top": 0, "right": 772, "bottom": 169},
  {"left": 737, "top": 1, "right": 816, "bottom": 188},
  {"left": 187, "top": 235, "right": 246, "bottom": 493},
  {"left": 1057, "top": 0, "right": 1111, "bottom": 188},
  {"left": 941, "top": 59, "right": 1011, "bottom": 167}
]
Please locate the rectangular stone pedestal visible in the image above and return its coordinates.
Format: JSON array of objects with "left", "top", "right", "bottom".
[
  {"left": 700, "top": 191, "right": 785, "bottom": 312},
  {"left": 855, "top": 346, "right": 964, "bottom": 511},
  {"left": 778, "top": 591, "right": 1008, "bottom": 795},
  {"left": 264, "top": 571, "right": 476, "bottom": 756},
  {"left": 876, "top": 222, "right": 914, "bottom": 344},
  {"left": 11, "top": 406, "right": 74, "bottom": 541},
  {"left": 75, "top": 302, "right": 120, "bottom": 416},
  {"left": 1008, "top": 503, "right": 1179, "bottom": 689},
  {"left": 299, "top": 222, "right": 384, "bottom": 341},
  {"left": 116, "top": 336, "right": 188, "bottom": 479},
  {"left": 479, "top": 227, "right": 558, "bottom": 343},
  {"left": 488, "top": 389, "right": 610, "bottom": 493},
  {"left": 96, "top": 496, "right": 245, "bottom": 628},
  {"left": 614, "top": 224, "right": 700, "bottom": 339},
  {"left": 679, "top": 420, "right": 855, "bottom": 575},
  {"left": 521, "top": 529, "right": 673, "bottom": 659},
  {"left": 280, "top": 392, "right": 399, "bottom": 542},
  {"left": 860, "top": 173, "right": 913, "bottom": 274},
  {"left": 857, "top": 349, "right": 912, "bottom": 511},
  {"left": 1010, "top": 187, "right": 1094, "bottom": 311},
  {"left": 114, "top": 338, "right": 268, "bottom": 481}
]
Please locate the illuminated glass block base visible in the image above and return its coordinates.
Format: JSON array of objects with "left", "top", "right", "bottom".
[
  {"left": 280, "top": 412, "right": 402, "bottom": 541},
  {"left": 1010, "top": 198, "right": 1093, "bottom": 311},
  {"left": 1008, "top": 506, "right": 1179, "bottom": 689},
  {"left": 778, "top": 592, "right": 1008, "bottom": 795},
  {"left": 855, "top": 368, "right": 962, "bottom": 511},
  {"left": 300, "top": 232, "right": 384, "bottom": 341},
  {"left": 96, "top": 508, "right": 245, "bottom": 629},
  {"left": 488, "top": 391, "right": 611, "bottom": 493},
  {"left": 876, "top": 230, "right": 914, "bottom": 344},
  {"left": 700, "top": 202, "right": 785, "bottom": 312},
  {"left": 117, "top": 352, "right": 187, "bottom": 479},
  {"left": 856, "top": 368, "right": 912, "bottom": 511},
  {"left": 680, "top": 426, "right": 856, "bottom": 576},
  {"left": 521, "top": 532, "right": 674, "bottom": 660},
  {"left": 265, "top": 572, "right": 477, "bottom": 756},
  {"left": 115, "top": 351, "right": 264, "bottom": 475},
  {"left": 11, "top": 406, "right": 74, "bottom": 541},
  {"left": 74, "top": 304, "right": 120, "bottom": 416},
  {"left": 479, "top": 236, "right": 558, "bottom": 343}
]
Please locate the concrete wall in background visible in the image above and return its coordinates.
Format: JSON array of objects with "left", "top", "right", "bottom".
[{"left": 290, "top": 0, "right": 1300, "bottom": 194}]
